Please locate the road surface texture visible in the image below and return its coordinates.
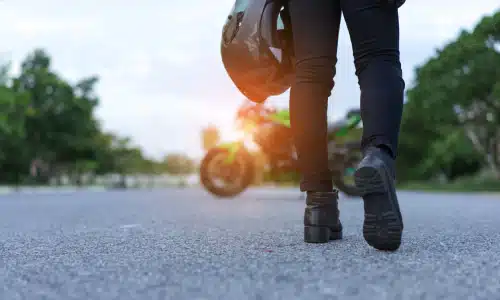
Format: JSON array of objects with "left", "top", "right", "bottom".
[{"left": 0, "top": 188, "right": 499, "bottom": 300}]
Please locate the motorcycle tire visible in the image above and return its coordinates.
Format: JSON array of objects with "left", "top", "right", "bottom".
[
  {"left": 333, "top": 176, "right": 360, "bottom": 197},
  {"left": 332, "top": 141, "right": 362, "bottom": 198},
  {"left": 200, "top": 147, "right": 255, "bottom": 198}
]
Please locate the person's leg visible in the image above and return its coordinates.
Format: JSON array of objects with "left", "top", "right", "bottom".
[
  {"left": 289, "top": 0, "right": 341, "bottom": 192},
  {"left": 341, "top": 0, "right": 404, "bottom": 156},
  {"left": 341, "top": 0, "right": 405, "bottom": 251},
  {"left": 288, "top": 0, "right": 343, "bottom": 243}
]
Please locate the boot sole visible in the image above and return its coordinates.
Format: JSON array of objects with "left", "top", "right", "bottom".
[
  {"left": 355, "top": 163, "right": 403, "bottom": 251},
  {"left": 304, "top": 226, "right": 342, "bottom": 243}
]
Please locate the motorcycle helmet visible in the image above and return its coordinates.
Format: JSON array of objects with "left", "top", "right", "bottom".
[{"left": 221, "top": 0, "right": 294, "bottom": 103}]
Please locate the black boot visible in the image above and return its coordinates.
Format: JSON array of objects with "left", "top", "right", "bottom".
[
  {"left": 304, "top": 191, "right": 343, "bottom": 243},
  {"left": 354, "top": 146, "right": 403, "bottom": 251}
]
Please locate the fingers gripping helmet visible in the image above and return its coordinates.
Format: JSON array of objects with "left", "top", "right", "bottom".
[{"left": 221, "top": 0, "right": 294, "bottom": 103}]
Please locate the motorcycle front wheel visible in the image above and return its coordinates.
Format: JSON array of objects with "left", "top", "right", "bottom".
[{"left": 199, "top": 146, "right": 254, "bottom": 198}]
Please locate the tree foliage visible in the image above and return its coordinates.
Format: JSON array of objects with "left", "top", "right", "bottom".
[
  {"left": 0, "top": 49, "right": 195, "bottom": 185},
  {"left": 397, "top": 10, "right": 500, "bottom": 182},
  {"left": 162, "top": 153, "right": 196, "bottom": 176}
]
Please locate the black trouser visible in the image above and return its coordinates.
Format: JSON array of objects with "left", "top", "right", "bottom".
[{"left": 289, "top": 0, "right": 405, "bottom": 192}]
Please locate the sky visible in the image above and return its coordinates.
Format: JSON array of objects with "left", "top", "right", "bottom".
[{"left": 0, "top": 0, "right": 498, "bottom": 159}]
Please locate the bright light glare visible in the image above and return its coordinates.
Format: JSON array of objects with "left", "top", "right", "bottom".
[
  {"left": 222, "top": 128, "right": 245, "bottom": 141},
  {"left": 219, "top": 127, "right": 259, "bottom": 151}
]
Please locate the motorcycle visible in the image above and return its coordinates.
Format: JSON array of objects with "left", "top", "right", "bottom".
[{"left": 199, "top": 103, "right": 362, "bottom": 198}]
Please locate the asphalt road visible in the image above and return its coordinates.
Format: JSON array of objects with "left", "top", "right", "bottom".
[{"left": 0, "top": 188, "right": 499, "bottom": 300}]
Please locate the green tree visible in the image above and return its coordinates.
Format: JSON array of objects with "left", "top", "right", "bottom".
[
  {"left": 9, "top": 49, "right": 96, "bottom": 182},
  {"left": 0, "top": 48, "right": 161, "bottom": 185},
  {"left": 0, "top": 62, "right": 10, "bottom": 86},
  {"left": 0, "top": 62, "right": 31, "bottom": 184},
  {"left": 139, "top": 158, "right": 157, "bottom": 187},
  {"left": 108, "top": 136, "right": 143, "bottom": 187},
  {"left": 397, "top": 10, "right": 500, "bottom": 181},
  {"left": 163, "top": 153, "right": 196, "bottom": 176}
]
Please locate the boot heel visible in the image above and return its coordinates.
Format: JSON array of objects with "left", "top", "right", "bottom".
[
  {"left": 330, "top": 229, "right": 342, "bottom": 240},
  {"left": 304, "top": 226, "right": 330, "bottom": 243}
]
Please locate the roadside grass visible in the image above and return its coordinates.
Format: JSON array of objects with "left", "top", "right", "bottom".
[
  {"left": 398, "top": 175, "right": 500, "bottom": 193},
  {"left": 256, "top": 173, "right": 500, "bottom": 193}
]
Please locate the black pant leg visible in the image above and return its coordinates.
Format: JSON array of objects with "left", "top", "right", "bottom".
[
  {"left": 288, "top": 0, "right": 342, "bottom": 192},
  {"left": 341, "top": 0, "right": 405, "bottom": 158}
]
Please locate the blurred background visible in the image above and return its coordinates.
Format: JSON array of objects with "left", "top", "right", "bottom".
[{"left": 0, "top": 0, "right": 499, "bottom": 192}]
